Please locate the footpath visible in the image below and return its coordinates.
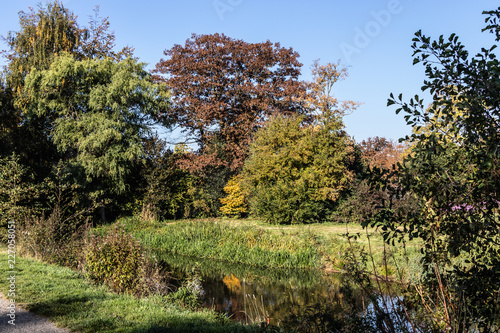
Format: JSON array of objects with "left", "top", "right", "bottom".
[{"left": 0, "top": 293, "right": 70, "bottom": 333}]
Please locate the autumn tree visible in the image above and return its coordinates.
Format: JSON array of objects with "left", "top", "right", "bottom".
[
  {"left": 307, "top": 59, "right": 360, "bottom": 117},
  {"left": 359, "top": 136, "right": 404, "bottom": 170},
  {"left": 242, "top": 112, "right": 356, "bottom": 224},
  {"left": 154, "top": 33, "right": 308, "bottom": 172}
]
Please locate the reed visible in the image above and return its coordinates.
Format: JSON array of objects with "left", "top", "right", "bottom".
[{"left": 112, "top": 217, "right": 421, "bottom": 277}]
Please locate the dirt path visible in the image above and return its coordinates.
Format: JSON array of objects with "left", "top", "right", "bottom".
[{"left": 0, "top": 293, "right": 70, "bottom": 333}]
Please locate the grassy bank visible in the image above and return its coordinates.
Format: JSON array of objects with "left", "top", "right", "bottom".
[
  {"left": 112, "top": 217, "right": 422, "bottom": 277},
  {"left": 0, "top": 247, "right": 259, "bottom": 333}
]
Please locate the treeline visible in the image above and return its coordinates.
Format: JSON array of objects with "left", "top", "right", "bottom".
[{"left": 0, "top": 1, "right": 405, "bottom": 227}]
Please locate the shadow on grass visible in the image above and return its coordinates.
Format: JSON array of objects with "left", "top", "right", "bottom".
[{"left": 25, "top": 294, "right": 259, "bottom": 333}]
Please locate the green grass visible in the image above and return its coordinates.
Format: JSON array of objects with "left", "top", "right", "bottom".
[
  {"left": 111, "top": 217, "right": 422, "bottom": 278},
  {"left": 0, "top": 247, "right": 259, "bottom": 333}
]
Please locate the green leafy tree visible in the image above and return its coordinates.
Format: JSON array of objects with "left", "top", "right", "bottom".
[
  {"left": 0, "top": 79, "right": 17, "bottom": 157},
  {"left": 23, "top": 54, "right": 170, "bottom": 219},
  {"left": 373, "top": 7, "right": 500, "bottom": 330},
  {"left": 137, "top": 136, "right": 196, "bottom": 221},
  {"left": 242, "top": 112, "right": 356, "bottom": 224},
  {"left": 3, "top": 1, "right": 132, "bottom": 96},
  {"left": 1, "top": 1, "right": 134, "bottom": 171}
]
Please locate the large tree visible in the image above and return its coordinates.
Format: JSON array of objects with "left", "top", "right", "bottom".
[
  {"left": 1, "top": 1, "right": 133, "bottom": 169},
  {"left": 154, "top": 33, "right": 308, "bottom": 172},
  {"left": 242, "top": 112, "right": 356, "bottom": 224},
  {"left": 23, "top": 54, "right": 170, "bottom": 215}
]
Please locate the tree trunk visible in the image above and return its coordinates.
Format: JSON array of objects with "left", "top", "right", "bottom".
[{"left": 99, "top": 205, "right": 107, "bottom": 223}]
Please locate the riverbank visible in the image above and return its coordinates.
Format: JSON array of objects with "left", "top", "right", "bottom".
[
  {"left": 0, "top": 247, "right": 260, "bottom": 333},
  {"left": 110, "top": 217, "right": 422, "bottom": 279}
]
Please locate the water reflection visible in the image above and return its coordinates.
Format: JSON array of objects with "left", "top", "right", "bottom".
[{"left": 155, "top": 251, "right": 367, "bottom": 326}]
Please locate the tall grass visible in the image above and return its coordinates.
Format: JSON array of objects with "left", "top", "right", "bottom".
[
  {"left": 135, "top": 218, "right": 320, "bottom": 269},
  {"left": 113, "top": 217, "right": 421, "bottom": 277}
]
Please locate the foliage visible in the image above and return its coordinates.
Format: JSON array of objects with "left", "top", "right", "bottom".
[
  {"left": 139, "top": 136, "right": 197, "bottom": 220},
  {"left": 3, "top": 1, "right": 132, "bottom": 97},
  {"left": 219, "top": 176, "right": 248, "bottom": 217},
  {"left": 84, "top": 225, "right": 170, "bottom": 296},
  {"left": 372, "top": 7, "right": 500, "bottom": 331},
  {"left": 1, "top": 1, "right": 153, "bottom": 222},
  {"left": 17, "top": 161, "right": 95, "bottom": 268},
  {"left": 359, "top": 136, "right": 405, "bottom": 170},
  {"left": 0, "top": 79, "right": 17, "bottom": 157},
  {"left": 242, "top": 113, "right": 356, "bottom": 224},
  {"left": 333, "top": 137, "right": 417, "bottom": 225},
  {"left": 0, "top": 154, "right": 42, "bottom": 241},
  {"left": 306, "top": 59, "right": 360, "bottom": 117},
  {"left": 154, "top": 32, "right": 308, "bottom": 172},
  {"left": 23, "top": 54, "right": 169, "bottom": 194},
  {"left": 19, "top": 207, "right": 89, "bottom": 269}
]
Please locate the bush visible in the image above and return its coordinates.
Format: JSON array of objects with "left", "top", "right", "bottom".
[
  {"left": 0, "top": 154, "right": 41, "bottom": 241},
  {"left": 219, "top": 176, "right": 248, "bottom": 217},
  {"left": 19, "top": 208, "right": 89, "bottom": 269},
  {"left": 85, "top": 226, "right": 143, "bottom": 293},
  {"left": 84, "top": 225, "right": 170, "bottom": 295}
]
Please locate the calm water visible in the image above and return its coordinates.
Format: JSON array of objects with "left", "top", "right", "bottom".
[{"left": 155, "top": 251, "right": 369, "bottom": 326}]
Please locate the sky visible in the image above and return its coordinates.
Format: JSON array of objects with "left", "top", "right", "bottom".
[{"left": 1, "top": 0, "right": 499, "bottom": 143}]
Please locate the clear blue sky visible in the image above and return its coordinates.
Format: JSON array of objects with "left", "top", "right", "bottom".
[{"left": 1, "top": 0, "right": 498, "bottom": 142}]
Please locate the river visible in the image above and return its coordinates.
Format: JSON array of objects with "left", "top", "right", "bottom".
[{"left": 155, "top": 251, "right": 372, "bottom": 326}]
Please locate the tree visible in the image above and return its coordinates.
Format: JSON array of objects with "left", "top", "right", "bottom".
[
  {"left": 242, "top": 112, "right": 356, "bottom": 224},
  {"left": 219, "top": 176, "right": 248, "bottom": 217},
  {"left": 359, "top": 136, "right": 404, "bottom": 170},
  {"left": 306, "top": 59, "right": 360, "bottom": 117},
  {"left": 376, "top": 7, "right": 500, "bottom": 330},
  {"left": 154, "top": 33, "right": 308, "bottom": 172},
  {"left": 0, "top": 79, "right": 17, "bottom": 157},
  {"left": 1, "top": 1, "right": 134, "bottom": 178},
  {"left": 23, "top": 53, "right": 170, "bottom": 219},
  {"left": 138, "top": 136, "right": 195, "bottom": 221},
  {"left": 3, "top": 1, "right": 132, "bottom": 96}
]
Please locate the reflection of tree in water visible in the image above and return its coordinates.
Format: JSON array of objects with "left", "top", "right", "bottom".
[{"left": 157, "top": 252, "right": 374, "bottom": 326}]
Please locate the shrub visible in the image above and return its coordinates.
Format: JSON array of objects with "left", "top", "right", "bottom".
[
  {"left": 19, "top": 207, "right": 89, "bottom": 269},
  {"left": 14, "top": 161, "right": 94, "bottom": 269},
  {"left": 0, "top": 154, "right": 41, "bottom": 241},
  {"left": 219, "top": 176, "right": 248, "bottom": 217},
  {"left": 84, "top": 225, "right": 170, "bottom": 296},
  {"left": 84, "top": 226, "right": 143, "bottom": 293}
]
